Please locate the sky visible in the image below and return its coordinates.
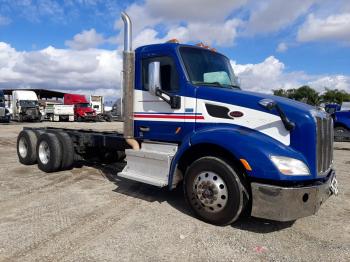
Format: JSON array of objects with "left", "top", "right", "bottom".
[{"left": 0, "top": 0, "right": 349, "bottom": 102}]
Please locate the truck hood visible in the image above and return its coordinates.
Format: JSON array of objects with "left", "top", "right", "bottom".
[
  {"left": 195, "top": 85, "right": 327, "bottom": 179},
  {"left": 196, "top": 86, "right": 315, "bottom": 116}
]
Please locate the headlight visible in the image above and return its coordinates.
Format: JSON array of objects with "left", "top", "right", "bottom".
[{"left": 270, "top": 156, "right": 310, "bottom": 176}]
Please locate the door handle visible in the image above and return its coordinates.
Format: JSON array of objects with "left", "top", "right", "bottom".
[{"left": 139, "top": 126, "right": 150, "bottom": 132}]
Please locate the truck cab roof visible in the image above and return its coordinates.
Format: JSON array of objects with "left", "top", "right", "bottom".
[{"left": 135, "top": 43, "right": 226, "bottom": 58}]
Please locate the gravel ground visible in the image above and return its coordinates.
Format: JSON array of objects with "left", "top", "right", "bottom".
[{"left": 0, "top": 122, "right": 349, "bottom": 262}]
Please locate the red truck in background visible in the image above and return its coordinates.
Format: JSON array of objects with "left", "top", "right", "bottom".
[{"left": 64, "top": 94, "right": 97, "bottom": 121}]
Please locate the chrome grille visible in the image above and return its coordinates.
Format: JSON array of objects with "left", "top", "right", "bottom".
[{"left": 316, "top": 116, "right": 333, "bottom": 174}]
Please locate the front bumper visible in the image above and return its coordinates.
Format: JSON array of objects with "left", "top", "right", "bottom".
[
  {"left": 82, "top": 115, "right": 97, "bottom": 121},
  {"left": 251, "top": 170, "right": 337, "bottom": 222}
]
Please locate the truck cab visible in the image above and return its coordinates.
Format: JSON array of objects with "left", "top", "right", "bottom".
[
  {"left": 124, "top": 41, "right": 337, "bottom": 223},
  {"left": 64, "top": 94, "right": 96, "bottom": 121},
  {"left": 0, "top": 90, "right": 10, "bottom": 123},
  {"left": 12, "top": 90, "right": 41, "bottom": 122},
  {"left": 90, "top": 95, "right": 104, "bottom": 115}
]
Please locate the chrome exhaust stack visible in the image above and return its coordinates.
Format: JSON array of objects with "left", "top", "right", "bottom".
[{"left": 121, "top": 12, "right": 135, "bottom": 140}]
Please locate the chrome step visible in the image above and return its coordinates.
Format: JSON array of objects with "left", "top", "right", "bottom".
[{"left": 118, "top": 142, "right": 177, "bottom": 187}]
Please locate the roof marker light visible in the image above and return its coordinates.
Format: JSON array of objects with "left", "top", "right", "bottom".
[{"left": 167, "top": 38, "right": 179, "bottom": 43}]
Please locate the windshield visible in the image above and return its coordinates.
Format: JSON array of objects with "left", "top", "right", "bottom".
[
  {"left": 19, "top": 100, "right": 38, "bottom": 107},
  {"left": 0, "top": 97, "right": 4, "bottom": 107},
  {"left": 76, "top": 103, "right": 90, "bottom": 108},
  {"left": 180, "top": 47, "right": 240, "bottom": 89}
]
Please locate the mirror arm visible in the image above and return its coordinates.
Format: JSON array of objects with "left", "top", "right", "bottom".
[
  {"left": 155, "top": 88, "right": 172, "bottom": 105},
  {"left": 275, "top": 104, "right": 295, "bottom": 131},
  {"left": 259, "top": 99, "right": 295, "bottom": 131},
  {"left": 155, "top": 88, "right": 181, "bottom": 109}
]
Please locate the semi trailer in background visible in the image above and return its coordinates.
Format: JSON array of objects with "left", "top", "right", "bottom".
[
  {"left": 16, "top": 13, "right": 338, "bottom": 226},
  {"left": 0, "top": 90, "right": 10, "bottom": 123},
  {"left": 64, "top": 94, "right": 97, "bottom": 121},
  {"left": 12, "top": 90, "right": 41, "bottom": 122}
]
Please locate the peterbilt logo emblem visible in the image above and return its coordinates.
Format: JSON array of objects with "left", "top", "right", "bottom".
[{"left": 229, "top": 111, "right": 244, "bottom": 118}]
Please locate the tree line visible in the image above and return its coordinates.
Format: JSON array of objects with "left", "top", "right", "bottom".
[{"left": 273, "top": 86, "right": 350, "bottom": 106}]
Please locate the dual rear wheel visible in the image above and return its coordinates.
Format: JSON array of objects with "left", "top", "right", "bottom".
[{"left": 17, "top": 130, "right": 75, "bottom": 172}]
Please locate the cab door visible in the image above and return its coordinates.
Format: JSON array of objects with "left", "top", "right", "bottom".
[{"left": 134, "top": 55, "right": 186, "bottom": 142}]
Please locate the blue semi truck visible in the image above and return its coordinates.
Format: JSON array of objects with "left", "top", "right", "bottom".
[
  {"left": 325, "top": 103, "right": 350, "bottom": 141},
  {"left": 0, "top": 90, "right": 10, "bottom": 123},
  {"left": 16, "top": 13, "right": 338, "bottom": 225}
]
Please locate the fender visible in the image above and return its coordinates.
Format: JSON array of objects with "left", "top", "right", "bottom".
[
  {"left": 168, "top": 124, "right": 311, "bottom": 189},
  {"left": 334, "top": 112, "right": 350, "bottom": 129}
]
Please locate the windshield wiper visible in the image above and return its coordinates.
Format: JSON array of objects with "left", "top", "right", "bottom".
[
  {"left": 194, "top": 81, "right": 222, "bottom": 87},
  {"left": 194, "top": 81, "right": 240, "bottom": 89},
  {"left": 224, "top": 84, "right": 241, "bottom": 89}
]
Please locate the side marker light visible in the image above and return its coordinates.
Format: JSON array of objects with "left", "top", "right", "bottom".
[{"left": 240, "top": 159, "right": 252, "bottom": 171}]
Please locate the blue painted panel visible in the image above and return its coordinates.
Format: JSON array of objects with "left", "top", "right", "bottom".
[{"left": 334, "top": 111, "right": 350, "bottom": 129}]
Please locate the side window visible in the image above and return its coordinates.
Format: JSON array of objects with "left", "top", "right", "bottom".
[{"left": 142, "top": 56, "right": 179, "bottom": 92}]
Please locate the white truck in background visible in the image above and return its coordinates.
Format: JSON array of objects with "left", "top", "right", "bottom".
[
  {"left": 12, "top": 90, "right": 41, "bottom": 122},
  {"left": 52, "top": 104, "right": 74, "bottom": 122},
  {"left": 39, "top": 101, "right": 61, "bottom": 121},
  {"left": 90, "top": 95, "right": 104, "bottom": 115}
]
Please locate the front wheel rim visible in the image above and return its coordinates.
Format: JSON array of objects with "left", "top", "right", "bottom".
[
  {"left": 38, "top": 141, "right": 50, "bottom": 165},
  {"left": 18, "top": 137, "right": 28, "bottom": 158},
  {"left": 192, "top": 171, "right": 228, "bottom": 213}
]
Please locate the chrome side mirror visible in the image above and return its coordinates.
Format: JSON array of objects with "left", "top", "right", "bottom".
[{"left": 148, "top": 61, "right": 161, "bottom": 95}]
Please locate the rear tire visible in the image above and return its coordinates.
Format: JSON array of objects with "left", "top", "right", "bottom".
[
  {"left": 17, "top": 130, "right": 38, "bottom": 165},
  {"left": 36, "top": 133, "right": 62, "bottom": 173},
  {"left": 55, "top": 131, "right": 75, "bottom": 170},
  {"left": 184, "top": 156, "right": 246, "bottom": 226}
]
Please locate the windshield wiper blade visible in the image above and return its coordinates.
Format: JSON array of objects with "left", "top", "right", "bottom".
[
  {"left": 194, "top": 81, "right": 222, "bottom": 86},
  {"left": 231, "top": 85, "right": 241, "bottom": 89},
  {"left": 194, "top": 81, "right": 241, "bottom": 89}
]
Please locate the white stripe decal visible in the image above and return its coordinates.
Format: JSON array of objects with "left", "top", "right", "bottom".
[{"left": 134, "top": 90, "right": 290, "bottom": 145}]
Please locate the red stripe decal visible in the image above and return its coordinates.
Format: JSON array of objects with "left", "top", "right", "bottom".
[{"left": 134, "top": 114, "right": 204, "bottom": 120}]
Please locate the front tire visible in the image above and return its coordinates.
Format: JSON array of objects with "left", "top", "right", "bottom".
[
  {"left": 184, "top": 157, "right": 246, "bottom": 226},
  {"left": 334, "top": 126, "right": 348, "bottom": 142}
]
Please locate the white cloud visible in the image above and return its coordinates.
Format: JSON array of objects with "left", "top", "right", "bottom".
[
  {"left": 244, "top": 0, "right": 316, "bottom": 34},
  {"left": 65, "top": 29, "right": 106, "bottom": 50},
  {"left": 145, "top": 0, "right": 247, "bottom": 22},
  {"left": 0, "top": 42, "right": 122, "bottom": 99},
  {"left": 0, "top": 42, "right": 349, "bottom": 102},
  {"left": 308, "top": 75, "right": 350, "bottom": 90},
  {"left": 114, "top": 0, "right": 246, "bottom": 47},
  {"left": 232, "top": 56, "right": 350, "bottom": 93},
  {"left": 276, "top": 42, "right": 288, "bottom": 52},
  {"left": 297, "top": 13, "right": 350, "bottom": 44}
]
